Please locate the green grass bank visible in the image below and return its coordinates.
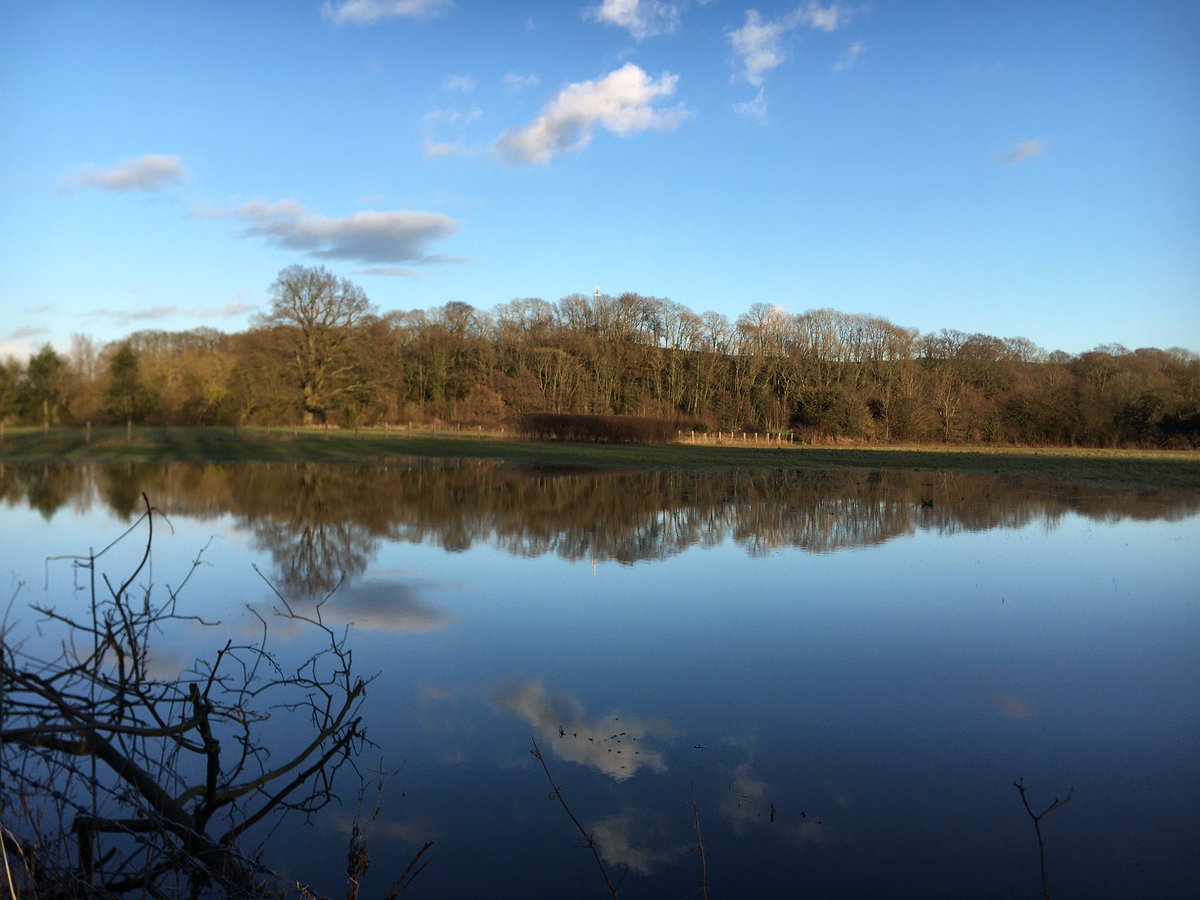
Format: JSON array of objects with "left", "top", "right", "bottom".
[{"left": 1, "top": 425, "right": 1198, "bottom": 490}]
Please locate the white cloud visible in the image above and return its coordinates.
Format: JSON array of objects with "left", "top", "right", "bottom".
[
  {"left": 64, "top": 154, "right": 186, "bottom": 192},
  {"left": 729, "top": 10, "right": 789, "bottom": 87},
  {"left": 503, "top": 71, "right": 540, "bottom": 90},
  {"left": 423, "top": 138, "right": 473, "bottom": 159},
  {"left": 423, "top": 105, "right": 482, "bottom": 126},
  {"left": 584, "top": 0, "right": 683, "bottom": 39},
  {"left": 833, "top": 40, "right": 866, "bottom": 72},
  {"left": 0, "top": 336, "right": 43, "bottom": 361},
  {"left": 730, "top": 5, "right": 853, "bottom": 86},
  {"left": 225, "top": 199, "right": 460, "bottom": 265},
  {"left": 733, "top": 88, "right": 769, "bottom": 124},
  {"left": 494, "top": 62, "right": 687, "bottom": 166},
  {"left": 321, "top": 0, "right": 452, "bottom": 25},
  {"left": 793, "top": 1, "right": 851, "bottom": 33},
  {"left": 729, "top": 5, "right": 856, "bottom": 119},
  {"left": 443, "top": 73, "right": 476, "bottom": 93},
  {"left": 1003, "top": 139, "right": 1047, "bottom": 164}
]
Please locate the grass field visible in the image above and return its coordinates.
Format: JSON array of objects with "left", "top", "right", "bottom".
[{"left": 1, "top": 425, "right": 1197, "bottom": 490}]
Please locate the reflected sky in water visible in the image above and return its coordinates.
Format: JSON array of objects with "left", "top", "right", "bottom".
[{"left": 1, "top": 461, "right": 1197, "bottom": 898}]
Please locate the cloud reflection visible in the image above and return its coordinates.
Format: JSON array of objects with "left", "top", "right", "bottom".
[
  {"left": 327, "top": 578, "right": 452, "bottom": 634},
  {"left": 590, "top": 808, "right": 691, "bottom": 875},
  {"left": 490, "top": 680, "right": 674, "bottom": 782},
  {"left": 992, "top": 691, "right": 1033, "bottom": 719},
  {"left": 243, "top": 575, "right": 452, "bottom": 641}
]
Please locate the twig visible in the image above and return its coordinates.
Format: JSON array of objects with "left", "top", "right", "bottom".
[
  {"left": 530, "top": 738, "right": 620, "bottom": 898},
  {"left": 1013, "top": 777, "right": 1075, "bottom": 899},
  {"left": 384, "top": 840, "right": 435, "bottom": 898},
  {"left": 689, "top": 785, "right": 708, "bottom": 900},
  {"left": 0, "top": 824, "right": 20, "bottom": 900}
]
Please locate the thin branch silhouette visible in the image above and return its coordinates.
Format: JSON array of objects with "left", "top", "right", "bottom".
[
  {"left": 530, "top": 738, "right": 622, "bottom": 898},
  {"left": 689, "top": 784, "right": 708, "bottom": 900},
  {"left": 1014, "top": 777, "right": 1075, "bottom": 899}
]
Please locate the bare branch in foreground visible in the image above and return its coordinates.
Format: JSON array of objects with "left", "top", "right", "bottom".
[
  {"left": 530, "top": 738, "right": 622, "bottom": 898},
  {"left": 1014, "top": 777, "right": 1075, "bottom": 899}
]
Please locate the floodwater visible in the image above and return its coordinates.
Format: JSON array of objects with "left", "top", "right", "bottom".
[{"left": 1, "top": 460, "right": 1198, "bottom": 898}]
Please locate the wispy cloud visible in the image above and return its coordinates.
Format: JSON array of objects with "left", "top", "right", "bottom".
[
  {"left": 1003, "top": 138, "right": 1047, "bottom": 165},
  {"left": 423, "top": 139, "right": 471, "bottom": 159},
  {"left": 81, "top": 302, "right": 255, "bottom": 326},
  {"left": 495, "top": 62, "right": 687, "bottom": 166},
  {"left": 9, "top": 326, "right": 50, "bottom": 340},
  {"left": 503, "top": 71, "right": 540, "bottom": 91},
  {"left": 361, "top": 266, "right": 422, "bottom": 277},
  {"left": 442, "top": 73, "right": 475, "bottom": 93},
  {"left": 191, "top": 301, "right": 257, "bottom": 319},
  {"left": 64, "top": 154, "right": 186, "bottom": 192},
  {"left": 730, "top": 4, "right": 854, "bottom": 86},
  {"left": 85, "top": 305, "right": 178, "bottom": 323},
  {"left": 730, "top": 11, "right": 789, "bottom": 87},
  {"left": 423, "top": 105, "right": 482, "bottom": 127},
  {"left": 584, "top": 0, "right": 684, "bottom": 40},
  {"left": 728, "top": 3, "right": 856, "bottom": 119},
  {"left": 422, "top": 105, "right": 482, "bottom": 158},
  {"left": 212, "top": 199, "right": 460, "bottom": 265},
  {"left": 833, "top": 40, "right": 866, "bottom": 72},
  {"left": 733, "top": 89, "right": 769, "bottom": 124},
  {"left": 321, "top": 0, "right": 452, "bottom": 25}
]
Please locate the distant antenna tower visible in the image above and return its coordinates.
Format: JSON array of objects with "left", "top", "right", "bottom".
[{"left": 594, "top": 284, "right": 600, "bottom": 301}]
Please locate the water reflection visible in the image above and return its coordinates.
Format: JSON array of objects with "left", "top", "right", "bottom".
[
  {"left": 2, "top": 459, "right": 1196, "bottom": 898},
  {"left": 490, "top": 680, "right": 674, "bottom": 782},
  {"left": 3, "top": 461, "right": 1196, "bottom": 596}
]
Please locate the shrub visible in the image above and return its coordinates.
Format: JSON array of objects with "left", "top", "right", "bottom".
[{"left": 518, "top": 413, "right": 682, "bottom": 444}]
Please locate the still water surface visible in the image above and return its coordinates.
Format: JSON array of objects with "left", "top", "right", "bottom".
[{"left": 2, "top": 461, "right": 1197, "bottom": 898}]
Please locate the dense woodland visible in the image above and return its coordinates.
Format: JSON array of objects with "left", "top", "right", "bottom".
[{"left": 4, "top": 265, "right": 1198, "bottom": 447}]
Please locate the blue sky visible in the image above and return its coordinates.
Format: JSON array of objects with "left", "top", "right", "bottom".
[{"left": 1, "top": 0, "right": 1197, "bottom": 360}]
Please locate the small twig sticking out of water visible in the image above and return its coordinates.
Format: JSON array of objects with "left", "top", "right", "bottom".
[
  {"left": 689, "top": 785, "right": 708, "bottom": 900},
  {"left": 1014, "top": 777, "right": 1075, "bottom": 899},
  {"left": 530, "top": 739, "right": 621, "bottom": 898}
]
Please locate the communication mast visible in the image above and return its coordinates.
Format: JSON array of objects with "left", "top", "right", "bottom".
[{"left": 594, "top": 284, "right": 600, "bottom": 301}]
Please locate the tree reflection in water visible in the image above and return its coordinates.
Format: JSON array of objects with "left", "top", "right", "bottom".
[
  {"left": 1, "top": 459, "right": 1196, "bottom": 897},
  {"left": 1, "top": 459, "right": 1197, "bottom": 595}
]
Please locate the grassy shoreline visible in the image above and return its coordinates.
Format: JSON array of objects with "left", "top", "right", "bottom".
[{"left": 1, "top": 425, "right": 1198, "bottom": 490}]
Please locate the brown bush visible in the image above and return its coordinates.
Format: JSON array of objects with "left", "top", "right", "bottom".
[{"left": 518, "top": 413, "right": 683, "bottom": 443}]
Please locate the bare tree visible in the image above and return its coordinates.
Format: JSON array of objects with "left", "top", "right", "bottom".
[
  {"left": 0, "top": 495, "right": 370, "bottom": 896},
  {"left": 256, "top": 265, "right": 378, "bottom": 425}
]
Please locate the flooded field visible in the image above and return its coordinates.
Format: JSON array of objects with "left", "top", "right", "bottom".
[{"left": 2, "top": 460, "right": 1197, "bottom": 898}]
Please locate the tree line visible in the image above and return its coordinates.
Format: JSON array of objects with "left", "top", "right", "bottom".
[{"left": 4, "top": 264, "right": 1197, "bottom": 447}]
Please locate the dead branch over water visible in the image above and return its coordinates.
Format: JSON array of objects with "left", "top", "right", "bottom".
[
  {"left": 0, "top": 495, "right": 376, "bottom": 896},
  {"left": 1014, "top": 777, "right": 1075, "bottom": 900}
]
